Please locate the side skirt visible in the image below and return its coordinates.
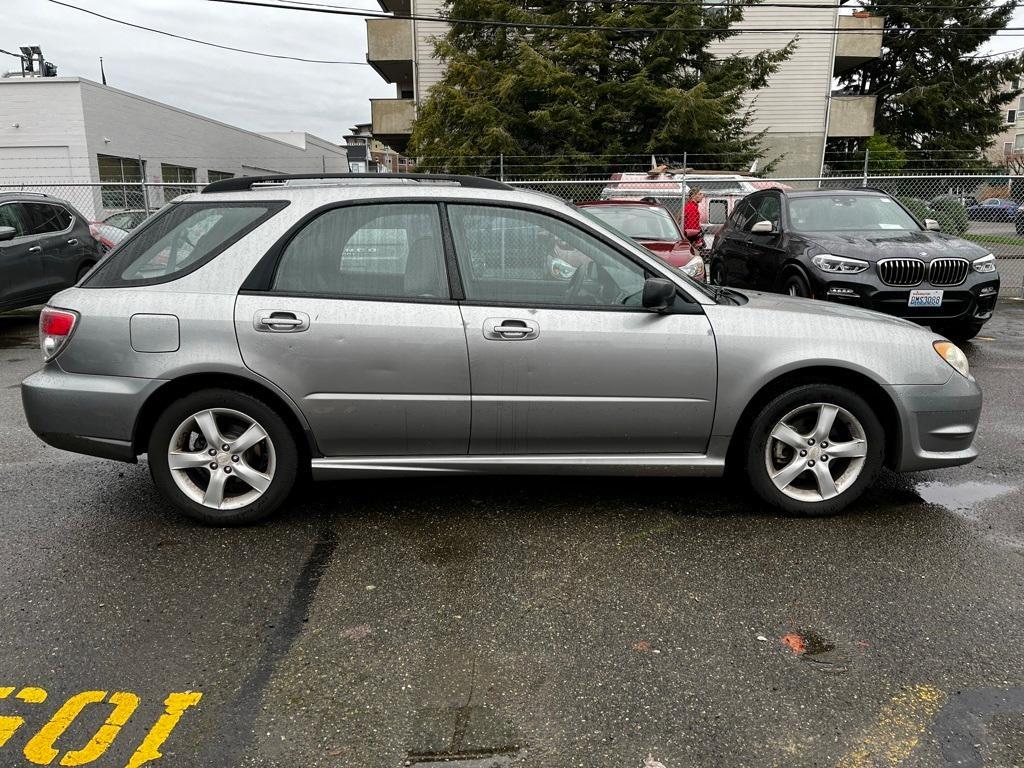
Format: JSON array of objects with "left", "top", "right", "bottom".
[{"left": 310, "top": 454, "right": 726, "bottom": 480}]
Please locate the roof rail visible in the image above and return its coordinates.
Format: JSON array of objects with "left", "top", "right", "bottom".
[
  {"left": 201, "top": 173, "right": 513, "bottom": 194},
  {"left": 0, "top": 190, "right": 49, "bottom": 198}
]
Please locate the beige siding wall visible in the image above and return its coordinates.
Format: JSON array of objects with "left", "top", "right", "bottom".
[
  {"left": 709, "top": 2, "right": 836, "bottom": 136},
  {"left": 413, "top": 0, "right": 449, "bottom": 100}
]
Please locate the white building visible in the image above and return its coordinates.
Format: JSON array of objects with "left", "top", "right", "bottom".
[
  {"left": 363, "top": 1, "right": 884, "bottom": 177},
  {"left": 0, "top": 76, "right": 349, "bottom": 218}
]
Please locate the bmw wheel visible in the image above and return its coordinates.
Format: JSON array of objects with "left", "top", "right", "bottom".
[
  {"left": 745, "top": 384, "right": 884, "bottom": 515},
  {"left": 148, "top": 389, "right": 298, "bottom": 525},
  {"left": 783, "top": 273, "right": 811, "bottom": 298}
]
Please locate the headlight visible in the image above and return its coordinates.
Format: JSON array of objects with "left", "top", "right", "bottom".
[
  {"left": 934, "top": 340, "right": 970, "bottom": 378},
  {"left": 972, "top": 253, "right": 997, "bottom": 273},
  {"left": 811, "top": 254, "right": 869, "bottom": 274},
  {"left": 680, "top": 258, "right": 704, "bottom": 278}
]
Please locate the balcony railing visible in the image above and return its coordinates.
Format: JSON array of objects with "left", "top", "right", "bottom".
[{"left": 834, "top": 14, "right": 884, "bottom": 74}]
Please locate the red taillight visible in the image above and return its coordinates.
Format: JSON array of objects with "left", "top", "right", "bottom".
[{"left": 39, "top": 307, "right": 79, "bottom": 361}]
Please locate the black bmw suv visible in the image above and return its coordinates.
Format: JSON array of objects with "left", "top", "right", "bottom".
[{"left": 708, "top": 188, "right": 1000, "bottom": 341}]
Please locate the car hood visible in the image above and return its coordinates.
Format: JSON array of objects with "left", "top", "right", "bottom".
[
  {"left": 641, "top": 239, "right": 694, "bottom": 266},
  {"left": 799, "top": 230, "right": 989, "bottom": 261},
  {"left": 729, "top": 288, "right": 926, "bottom": 330}
]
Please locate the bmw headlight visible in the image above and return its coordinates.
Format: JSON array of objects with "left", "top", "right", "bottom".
[
  {"left": 933, "top": 341, "right": 970, "bottom": 378},
  {"left": 972, "top": 253, "right": 997, "bottom": 273},
  {"left": 811, "top": 254, "right": 869, "bottom": 274}
]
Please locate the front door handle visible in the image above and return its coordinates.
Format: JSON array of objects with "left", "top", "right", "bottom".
[
  {"left": 254, "top": 310, "right": 310, "bottom": 333},
  {"left": 28, "top": 245, "right": 42, "bottom": 254},
  {"left": 483, "top": 318, "right": 540, "bottom": 341},
  {"left": 67, "top": 238, "right": 79, "bottom": 246}
]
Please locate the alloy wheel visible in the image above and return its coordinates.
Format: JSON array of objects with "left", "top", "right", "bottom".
[
  {"left": 764, "top": 402, "right": 867, "bottom": 503},
  {"left": 166, "top": 408, "right": 276, "bottom": 510}
]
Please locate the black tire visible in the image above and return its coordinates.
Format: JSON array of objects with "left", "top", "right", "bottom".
[
  {"left": 711, "top": 261, "right": 727, "bottom": 286},
  {"left": 782, "top": 273, "right": 811, "bottom": 298},
  {"left": 76, "top": 262, "right": 95, "bottom": 283},
  {"left": 1015, "top": 219, "right": 1024, "bottom": 236},
  {"left": 934, "top": 321, "right": 985, "bottom": 343},
  {"left": 745, "top": 384, "right": 885, "bottom": 516},
  {"left": 147, "top": 388, "right": 299, "bottom": 525}
]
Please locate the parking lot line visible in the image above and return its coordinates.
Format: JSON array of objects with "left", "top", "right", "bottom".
[{"left": 837, "top": 684, "right": 946, "bottom": 768}]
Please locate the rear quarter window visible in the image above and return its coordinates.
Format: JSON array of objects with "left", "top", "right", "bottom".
[{"left": 86, "top": 201, "right": 286, "bottom": 288}]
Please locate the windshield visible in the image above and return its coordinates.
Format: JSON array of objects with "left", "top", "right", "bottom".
[
  {"left": 582, "top": 205, "right": 681, "bottom": 241},
  {"left": 788, "top": 195, "right": 922, "bottom": 232}
]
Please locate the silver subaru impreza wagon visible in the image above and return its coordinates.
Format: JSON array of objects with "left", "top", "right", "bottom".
[{"left": 21, "top": 174, "right": 981, "bottom": 524}]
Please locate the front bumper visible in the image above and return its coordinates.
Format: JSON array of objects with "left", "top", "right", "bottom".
[
  {"left": 21, "top": 365, "right": 165, "bottom": 462},
  {"left": 887, "top": 372, "right": 982, "bottom": 472},
  {"left": 818, "top": 274, "right": 1000, "bottom": 325}
]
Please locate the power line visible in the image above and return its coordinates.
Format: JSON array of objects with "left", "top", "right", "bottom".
[
  {"left": 212, "top": 0, "right": 1024, "bottom": 36},
  {"left": 43, "top": 0, "right": 370, "bottom": 65}
]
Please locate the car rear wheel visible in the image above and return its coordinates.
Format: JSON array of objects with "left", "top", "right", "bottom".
[
  {"left": 148, "top": 389, "right": 298, "bottom": 525},
  {"left": 783, "top": 273, "right": 811, "bottom": 298},
  {"left": 76, "top": 262, "right": 95, "bottom": 283},
  {"left": 745, "top": 384, "right": 884, "bottom": 516}
]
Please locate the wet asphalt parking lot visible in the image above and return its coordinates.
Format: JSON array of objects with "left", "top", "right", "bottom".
[{"left": 1, "top": 302, "right": 1023, "bottom": 768}]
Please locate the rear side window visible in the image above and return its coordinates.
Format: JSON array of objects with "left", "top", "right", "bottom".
[
  {"left": 271, "top": 203, "right": 448, "bottom": 299},
  {"left": 87, "top": 201, "right": 285, "bottom": 287},
  {"left": 23, "top": 203, "right": 72, "bottom": 234}
]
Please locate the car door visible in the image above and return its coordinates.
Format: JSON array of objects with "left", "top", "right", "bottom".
[
  {"left": 21, "top": 202, "right": 79, "bottom": 294},
  {"left": 235, "top": 202, "right": 471, "bottom": 457},
  {"left": 720, "top": 198, "right": 758, "bottom": 286},
  {"left": 0, "top": 202, "right": 45, "bottom": 306},
  {"left": 446, "top": 203, "right": 717, "bottom": 455},
  {"left": 743, "top": 193, "right": 787, "bottom": 290}
]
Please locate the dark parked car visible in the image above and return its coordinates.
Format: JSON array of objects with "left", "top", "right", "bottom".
[
  {"left": 0, "top": 192, "right": 103, "bottom": 312},
  {"left": 576, "top": 200, "right": 705, "bottom": 280},
  {"left": 965, "top": 197, "right": 1020, "bottom": 222},
  {"left": 708, "top": 189, "right": 1000, "bottom": 341}
]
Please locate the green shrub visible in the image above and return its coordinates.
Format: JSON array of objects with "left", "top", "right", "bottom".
[{"left": 928, "top": 196, "right": 969, "bottom": 235}]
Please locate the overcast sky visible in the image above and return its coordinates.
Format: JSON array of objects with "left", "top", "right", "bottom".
[
  {"left": 4, "top": 0, "right": 1023, "bottom": 148},
  {"left": 4, "top": 0, "right": 395, "bottom": 143}
]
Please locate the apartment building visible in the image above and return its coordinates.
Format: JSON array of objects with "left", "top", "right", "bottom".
[
  {"left": 988, "top": 78, "right": 1024, "bottom": 168},
  {"left": 364, "top": 0, "right": 883, "bottom": 177}
]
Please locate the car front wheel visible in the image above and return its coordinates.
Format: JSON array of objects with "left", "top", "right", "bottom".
[
  {"left": 711, "top": 261, "right": 727, "bottom": 286},
  {"left": 783, "top": 273, "right": 811, "bottom": 298},
  {"left": 745, "top": 384, "right": 884, "bottom": 516},
  {"left": 147, "top": 389, "right": 299, "bottom": 525}
]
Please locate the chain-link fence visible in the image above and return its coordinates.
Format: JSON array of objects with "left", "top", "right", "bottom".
[
  {"left": 2, "top": 174, "right": 1021, "bottom": 296},
  {"left": 505, "top": 174, "right": 1024, "bottom": 297}
]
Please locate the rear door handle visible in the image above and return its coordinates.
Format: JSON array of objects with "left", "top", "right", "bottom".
[
  {"left": 67, "top": 238, "right": 79, "bottom": 246},
  {"left": 254, "top": 310, "right": 310, "bottom": 333},
  {"left": 483, "top": 318, "right": 540, "bottom": 340},
  {"left": 28, "top": 245, "right": 42, "bottom": 254}
]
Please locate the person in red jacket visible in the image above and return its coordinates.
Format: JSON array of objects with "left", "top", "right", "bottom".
[{"left": 683, "top": 186, "right": 705, "bottom": 252}]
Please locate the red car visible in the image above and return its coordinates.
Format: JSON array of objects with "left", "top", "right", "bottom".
[{"left": 576, "top": 200, "right": 705, "bottom": 281}]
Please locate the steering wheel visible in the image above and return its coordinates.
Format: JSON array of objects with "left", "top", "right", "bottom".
[{"left": 565, "top": 261, "right": 588, "bottom": 299}]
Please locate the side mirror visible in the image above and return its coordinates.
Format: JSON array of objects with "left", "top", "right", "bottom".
[
  {"left": 924, "top": 218, "right": 941, "bottom": 231},
  {"left": 0, "top": 226, "right": 16, "bottom": 242},
  {"left": 642, "top": 277, "right": 676, "bottom": 311},
  {"left": 750, "top": 220, "right": 775, "bottom": 235}
]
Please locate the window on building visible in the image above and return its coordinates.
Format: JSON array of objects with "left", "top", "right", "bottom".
[
  {"left": 98, "top": 154, "right": 145, "bottom": 210},
  {"left": 1008, "top": 109, "right": 1017, "bottom": 125},
  {"left": 1014, "top": 134, "right": 1024, "bottom": 151},
  {"left": 1014, "top": 78, "right": 1021, "bottom": 90},
  {"left": 1004, "top": 141, "right": 1014, "bottom": 155},
  {"left": 161, "top": 163, "right": 197, "bottom": 203},
  {"left": 207, "top": 170, "right": 234, "bottom": 183}
]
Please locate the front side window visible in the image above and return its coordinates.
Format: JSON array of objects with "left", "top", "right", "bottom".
[
  {"left": 23, "top": 203, "right": 72, "bottom": 235},
  {"left": 754, "top": 195, "right": 781, "bottom": 230},
  {"left": 0, "top": 203, "right": 28, "bottom": 238},
  {"left": 272, "top": 204, "right": 447, "bottom": 300},
  {"left": 87, "top": 202, "right": 282, "bottom": 287},
  {"left": 448, "top": 205, "right": 648, "bottom": 308},
  {"left": 788, "top": 195, "right": 921, "bottom": 232}
]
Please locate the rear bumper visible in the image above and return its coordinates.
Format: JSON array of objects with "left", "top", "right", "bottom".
[
  {"left": 21, "top": 365, "right": 165, "bottom": 462},
  {"left": 887, "top": 374, "right": 982, "bottom": 472}
]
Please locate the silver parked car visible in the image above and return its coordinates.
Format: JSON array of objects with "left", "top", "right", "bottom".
[{"left": 21, "top": 174, "right": 982, "bottom": 524}]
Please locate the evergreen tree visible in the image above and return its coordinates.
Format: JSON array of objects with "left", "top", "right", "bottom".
[
  {"left": 835, "top": 1, "right": 1024, "bottom": 169},
  {"left": 408, "top": 0, "right": 793, "bottom": 175}
]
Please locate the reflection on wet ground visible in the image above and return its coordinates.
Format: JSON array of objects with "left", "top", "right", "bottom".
[{"left": 915, "top": 480, "right": 1017, "bottom": 514}]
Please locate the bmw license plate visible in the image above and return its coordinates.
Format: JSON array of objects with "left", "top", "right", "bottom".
[{"left": 908, "top": 289, "right": 943, "bottom": 307}]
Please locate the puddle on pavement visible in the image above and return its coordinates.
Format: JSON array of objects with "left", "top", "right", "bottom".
[{"left": 915, "top": 481, "right": 1016, "bottom": 513}]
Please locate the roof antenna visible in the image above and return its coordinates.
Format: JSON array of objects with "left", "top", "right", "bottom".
[{"left": 100, "top": 57, "right": 107, "bottom": 85}]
